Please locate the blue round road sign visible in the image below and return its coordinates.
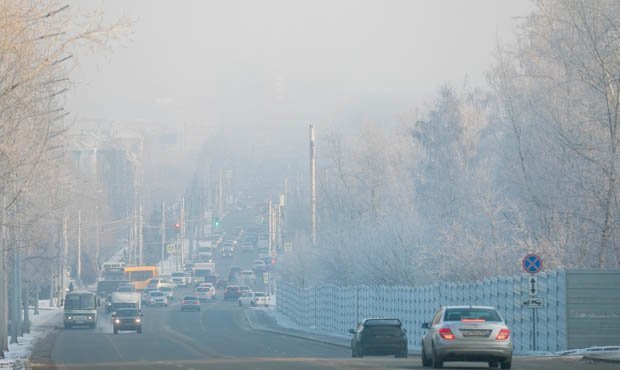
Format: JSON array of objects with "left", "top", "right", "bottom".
[{"left": 522, "top": 254, "right": 543, "bottom": 274}]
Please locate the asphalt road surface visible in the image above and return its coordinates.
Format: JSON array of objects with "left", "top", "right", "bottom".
[
  {"left": 30, "top": 212, "right": 620, "bottom": 369},
  {"left": 31, "top": 282, "right": 620, "bottom": 370}
]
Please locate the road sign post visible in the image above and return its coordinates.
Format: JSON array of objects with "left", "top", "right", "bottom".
[
  {"left": 522, "top": 253, "right": 543, "bottom": 351},
  {"left": 522, "top": 297, "right": 545, "bottom": 308}
]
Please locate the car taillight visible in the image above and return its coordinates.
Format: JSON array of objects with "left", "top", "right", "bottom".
[
  {"left": 496, "top": 329, "right": 510, "bottom": 341},
  {"left": 439, "top": 328, "right": 456, "bottom": 340}
]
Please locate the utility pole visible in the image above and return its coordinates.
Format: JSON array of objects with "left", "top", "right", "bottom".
[
  {"left": 218, "top": 172, "right": 223, "bottom": 218},
  {"left": 268, "top": 200, "right": 273, "bottom": 257},
  {"left": 10, "top": 211, "right": 21, "bottom": 343},
  {"left": 180, "top": 198, "right": 185, "bottom": 267},
  {"left": 95, "top": 206, "right": 100, "bottom": 274},
  {"left": 138, "top": 198, "right": 143, "bottom": 265},
  {"left": 161, "top": 201, "right": 165, "bottom": 274},
  {"left": 0, "top": 193, "right": 7, "bottom": 356},
  {"left": 309, "top": 124, "right": 317, "bottom": 245},
  {"left": 77, "top": 209, "right": 82, "bottom": 286},
  {"left": 57, "top": 214, "right": 67, "bottom": 307}
]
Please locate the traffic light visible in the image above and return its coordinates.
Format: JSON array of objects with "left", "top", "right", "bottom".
[
  {"left": 175, "top": 223, "right": 181, "bottom": 232},
  {"left": 213, "top": 217, "right": 220, "bottom": 228}
]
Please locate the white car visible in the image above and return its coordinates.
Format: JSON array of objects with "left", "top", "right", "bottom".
[
  {"left": 171, "top": 272, "right": 189, "bottom": 287},
  {"left": 240, "top": 270, "right": 256, "bottom": 283},
  {"left": 238, "top": 291, "right": 255, "bottom": 307},
  {"left": 195, "top": 284, "right": 215, "bottom": 301},
  {"left": 252, "top": 292, "right": 269, "bottom": 307},
  {"left": 252, "top": 260, "right": 267, "bottom": 273},
  {"left": 148, "top": 290, "right": 168, "bottom": 307}
]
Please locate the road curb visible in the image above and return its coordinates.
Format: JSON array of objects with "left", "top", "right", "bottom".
[{"left": 243, "top": 309, "right": 350, "bottom": 350}]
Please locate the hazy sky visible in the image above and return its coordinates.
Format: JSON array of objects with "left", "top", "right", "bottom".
[{"left": 67, "top": 0, "right": 533, "bottom": 132}]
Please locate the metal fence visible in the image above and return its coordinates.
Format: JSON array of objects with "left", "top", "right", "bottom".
[{"left": 277, "top": 270, "right": 567, "bottom": 353}]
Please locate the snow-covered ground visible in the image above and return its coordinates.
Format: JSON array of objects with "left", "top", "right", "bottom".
[{"left": 0, "top": 301, "right": 61, "bottom": 369}]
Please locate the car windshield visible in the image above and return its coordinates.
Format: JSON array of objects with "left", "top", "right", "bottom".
[
  {"left": 196, "top": 288, "right": 208, "bottom": 292},
  {"left": 183, "top": 296, "right": 198, "bottom": 301},
  {"left": 150, "top": 292, "right": 164, "bottom": 297},
  {"left": 116, "top": 309, "right": 138, "bottom": 317},
  {"left": 444, "top": 308, "right": 502, "bottom": 322},
  {"left": 254, "top": 293, "right": 266, "bottom": 297},
  {"left": 172, "top": 273, "right": 184, "bottom": 277}
]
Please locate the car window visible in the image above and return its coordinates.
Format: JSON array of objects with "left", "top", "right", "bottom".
[
  {"left": 363, "top": 319, "right": 401, "bottom": 327},
  {"left": 443, "top": 308, "right": 502, "bottom": 322}
]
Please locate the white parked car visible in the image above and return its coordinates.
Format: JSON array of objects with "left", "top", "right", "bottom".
[{"left": 238, "top": 291, "right": 255, "bottom": 307}]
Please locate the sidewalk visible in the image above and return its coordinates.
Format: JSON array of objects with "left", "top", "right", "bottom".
[
  {"left": 0, "top": 302, "right": 62, "bottom": 370},
  {"left": 244, "top": 306, "right": 351, "bottom": 349}
]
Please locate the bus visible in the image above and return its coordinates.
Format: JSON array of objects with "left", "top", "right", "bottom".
[
  {"left": 101, "top": 262, "right": 125, "bottom": 280},
  {"left": 63, "top": 291, "right": 98, "bottom": 329},
  {"left": 124, "top": 266, "right": 158, "bottom": 291}
]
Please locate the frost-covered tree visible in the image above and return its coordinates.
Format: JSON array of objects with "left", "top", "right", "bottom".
[{"left": 491, "top": 0, "right": 620, "bottom": 268}]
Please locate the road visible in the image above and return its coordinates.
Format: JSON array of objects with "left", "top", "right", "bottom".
[
  {"left": 30, "top": 293, "right": 620, "bottom": 370},
  {"left": 30, "top": 211, "right": 619, "bottom": 369}
]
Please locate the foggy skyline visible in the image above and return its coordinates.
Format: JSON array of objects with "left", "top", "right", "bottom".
[{"left": 67, "top": 0, "right": 533, "bottom": 133}]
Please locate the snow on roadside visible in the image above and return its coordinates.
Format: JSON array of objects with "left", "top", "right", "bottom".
[{"left": 0, "top": 302, "right": 61, "bottom": 369}]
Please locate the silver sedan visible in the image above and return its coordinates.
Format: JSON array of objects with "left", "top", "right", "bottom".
[{"left": 421, "top": 305, "right": 512, "bottom": 369}]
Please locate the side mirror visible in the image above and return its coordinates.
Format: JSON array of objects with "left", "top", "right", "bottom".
[
  {"left": 348, "top": 329, "right": 355, "bottom": 334},
  {"left": 97, "top": 299, "right": 101, "bottom": 307},
  {"left": 421, "top": 322, "right": 430, "bottom": 329},
  {"left": 112, "top": 314, "right": 116, "bottom": 319}
]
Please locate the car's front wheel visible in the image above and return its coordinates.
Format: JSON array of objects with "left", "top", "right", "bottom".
[
  {"left": 113, "top": 328, "right": 118, "bottom": 334},
  {"left": 137, "top": 327, "right": 142, "bottom": 334},
  {"left": 500, "top": 360, "right": 512, "bottom": 369}
]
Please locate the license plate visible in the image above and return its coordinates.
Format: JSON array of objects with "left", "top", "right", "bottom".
[{"left": 461, "top": 330, "right": 490, "bottom": 337}]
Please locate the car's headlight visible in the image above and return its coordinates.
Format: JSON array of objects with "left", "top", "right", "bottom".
[
  {"left": 67, "top": 316, "right": 72, "bottom": 320},
  {"left": 135, "top": 318, "right": 141, "bottom": 323},
  {"left": 115, "top": 319, "right": 120, "bottom": 324},
  {"left": 88, "top": 316, "right": 93, "bottom": 320}
]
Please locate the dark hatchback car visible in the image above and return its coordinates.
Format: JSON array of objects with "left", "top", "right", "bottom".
[
  {"left": 224, "top": 285, "right": 241, "bottom": 301},
  {"left": 113, "top": 308, "right": 142, "bottom": 334},
  {"left": 349, "top": 318, "right": 408, "bottom": 358}
]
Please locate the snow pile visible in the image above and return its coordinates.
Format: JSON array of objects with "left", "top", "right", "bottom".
[
  {"left": 0, "top": 302, "right": 61, "bottom": 369},
  {"left": 559, "top": 346, "right": 620, "bottom": 362}
]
